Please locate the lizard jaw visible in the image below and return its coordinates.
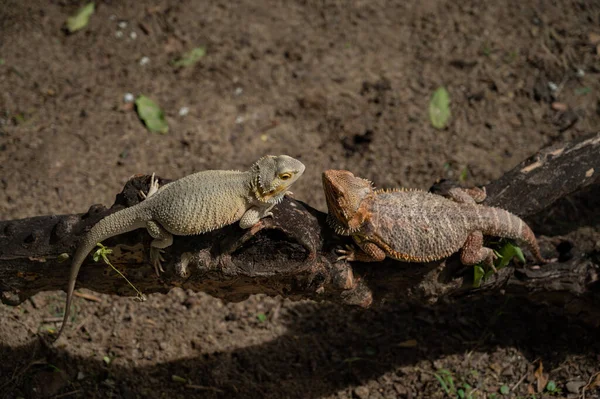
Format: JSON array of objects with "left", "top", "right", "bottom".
[{"left": 255, "top": 183, "right": 290, "bottom": 203}]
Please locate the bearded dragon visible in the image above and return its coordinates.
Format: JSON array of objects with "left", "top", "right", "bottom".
[
  {"left": 57, "top": 155, "right": 305, "bottom": 340},
  {"left": 322, "top": 169, "right": 548, "bottom": 266}
]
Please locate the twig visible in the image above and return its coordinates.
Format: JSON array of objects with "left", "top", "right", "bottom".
[
  {"left": 51, "top": 390, "right": 82, "bottom": 399},
  {"left": 581, "top": 371, "right": 600, "bottom": 399},
  {"left": 73, "top": 291, "right": 102, "bottom": 302},
  {"left": 511, "top": 373, "right": 528, "bottom": 392},
  {"left": 185, "top": 384, "right": 225, "bottom": 393}
]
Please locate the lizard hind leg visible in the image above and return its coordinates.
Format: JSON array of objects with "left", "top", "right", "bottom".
[
  {"left": 447, "top": 187, "right": 486, "bottom": 204},
  {"left": 139, "top": 173, "right": 160, "bottom": 200},
  {"left": 146, "top": 220, "right": 173, "bottom": 275},
  {"left": 460, "top": 231, "right": 497, "bottom": 270}
]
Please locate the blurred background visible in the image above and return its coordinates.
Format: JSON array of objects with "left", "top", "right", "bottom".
[{"left": 1, "top": 1, "right": 599, "bottom": 398}]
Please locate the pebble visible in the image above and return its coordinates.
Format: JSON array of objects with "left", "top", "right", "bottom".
[
  {"left": 566, "top": 380, "right": 585, "bottom": 394},
  {"left": 130, "top": 31, "right": 137, "bottom": 40},
  {"left": 123, "top": 93, "right": 134, "bottom": 103},
  {"left": 179, "top": 107, "right": 189, "bottom": 116},
  {"left": 118, "top": 21, "right": 128, "bottom": 29},
  {"left": 353, "top": 386, "right": 370, "bottom": 399},
  {"left": 139, "top": 56, "right": 150, "bottom": 66}
]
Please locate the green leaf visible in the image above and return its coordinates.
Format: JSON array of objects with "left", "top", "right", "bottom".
[
  {"left": 135, "top": 95, "right": 169, "bottom": 134},
  {"left": 103, "top": 356, "right": 111, "bottom": 365},
  {"left": 171, "top": 47, "right": 206, "bottom": 68},
  {"left": 496, "top": 241, "right": 525, "bottom": 269},
  {"left": 66, "top": 3, "right": 95, "bottom": 33},
  {"left": 256, "top": 313, "right": 267, "bottom": 322},
  {"left": 545, "top": 380, "right": 557, "bottom": 392},
  {"left": 429, "top": 87, "right": 451, "bottom": 129},
  {"left": 171, "top": 375, "right": 187, "bottom": 383},
  {"left": 57, "top": 253, "right": 70, "bottom": 263},
  {"left": 473, "top": 265, "right": 485, "bottom": 287},
  {"left": 457, "top": 388, "right": 465, "bottom": 398},
  {"left": 499, "top": 384, "right": 510, "bottom": 395},
  {"left": 513, "top": 245, "right": 525, "bottom": 263}
]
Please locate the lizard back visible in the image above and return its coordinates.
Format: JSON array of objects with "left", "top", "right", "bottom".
[
  {"left": 368, "top": 190, "right": 479, "bottom": 261},
  {"left": 144, "top": 170, "right": 251, "bottom": 235}
]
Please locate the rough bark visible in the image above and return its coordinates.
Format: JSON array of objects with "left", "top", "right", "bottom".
[{"left": 1, "top": 133, "right": 599, "bottom": 325}]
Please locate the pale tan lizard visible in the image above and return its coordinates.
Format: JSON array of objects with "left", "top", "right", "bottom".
[{"left": 56, "top": 155, "right": 305, "bottom": 340}]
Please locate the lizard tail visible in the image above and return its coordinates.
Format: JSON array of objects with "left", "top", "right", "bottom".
[
  {"left": 55, "top": 206, "right": 149, "bottom": 341},
  {"left": 481, "top": 207, "right": 549, "bottom": 264}
]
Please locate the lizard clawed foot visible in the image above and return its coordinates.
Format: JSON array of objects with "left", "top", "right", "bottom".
[
  {"left": 139, "top": 173, "right": 160, "bottom": 200},
  {"left": 336, "top": 245, "right": 357, "bottom": 262},
  {"left": 484, "top": 251, "right": 498, "bottom": 273},
  {"left": 150, "top": 247, "right": 166, "bottom": 276}
]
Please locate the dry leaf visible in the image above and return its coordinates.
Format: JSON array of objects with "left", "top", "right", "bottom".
[
  {"left": 534, "top": 361, "right": 548, "bottom": 393},
  {"left": 589, "top": 32, "right": 600, "bottom": 45},
  {"left": 527, "top": 383, "right": 535, "bottom": 394},
  {"left": 589, "top": 373, "right": 600, "bottom": 389},
  {"left": 551, "top": 102, "right": 568, "bottom": 112},
  {"left": 396, "top": 339, "right": 418, "bottom": 348}
]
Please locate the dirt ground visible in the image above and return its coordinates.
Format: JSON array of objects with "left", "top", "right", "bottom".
[{"left": 1, "top": 0, "right": 600, "bottom": 398}]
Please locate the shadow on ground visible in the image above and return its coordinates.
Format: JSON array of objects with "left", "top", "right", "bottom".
[{"left": 2, "top": 296, "right": 598, "bottom": 398}]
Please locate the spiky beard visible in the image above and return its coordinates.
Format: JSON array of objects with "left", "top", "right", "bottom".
[
  {"left": 252, "top": 173, "right": 287, "bottom": 204},
  {"left": 326, "top": 214, "right": 360, "bottom": 236}
]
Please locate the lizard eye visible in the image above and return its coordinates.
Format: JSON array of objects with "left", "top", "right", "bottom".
[{"left": 279, "top": 173, "right": 292, "bottom": 180}]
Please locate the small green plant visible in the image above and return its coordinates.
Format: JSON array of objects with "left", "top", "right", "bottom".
[
  {"left": 93, "top": 243, "right": 145, "bottom": 301},
  {"left": 433, "top": 369, "right": 476, "bottom": 398},
  {"left": 545, "top": 380, "right": 561, "bottom": 395},
  {"left": 575, "top": 87, "right": 591, "bottom": 95},
  {"left": 256, "top": 313, "right": 267, "bottom": 322},
  {"left": 499, "top": 384, "right": 510, "bottom": 395},
  {"left": 434, "top": 369, "right": 455, "bottom": 395},
  {"left": 481, "top": 43, "right": 492, "bottom": 57},
  {"left": 473, "top": 240, "right": 525, "bottom": 287},
  {"left": 459, "top": 167, "right": 469, "bottom": 182}
]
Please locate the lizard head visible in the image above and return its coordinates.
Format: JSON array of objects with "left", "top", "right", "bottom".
[
  {"left": 322, "top": 169, "right": 374, "bottom": 235},
  {"left": 253, "top": 155, "right": 306, "bottom": 203}
]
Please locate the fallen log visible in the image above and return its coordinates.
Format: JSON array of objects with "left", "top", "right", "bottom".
[{"left": 1, "top": 133, "right": 599, "bottom": 326}]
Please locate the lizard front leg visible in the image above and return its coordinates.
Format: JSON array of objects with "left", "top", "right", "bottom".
[
  {"left": 239, "top": 204, "right": 275, "bottom": 229},
  {"left": 460, "top": 231, "right": 497, "bottom": 270},
  {"left": 146, "top": 220, "right": 173, "bottom": 275},
  {"left": 336, "top": 239, "right": 387, "bottom": 262}
]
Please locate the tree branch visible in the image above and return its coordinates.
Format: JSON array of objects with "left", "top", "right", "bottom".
[{"left": 1, "top": 133, "right": 599, "bottom": 325}]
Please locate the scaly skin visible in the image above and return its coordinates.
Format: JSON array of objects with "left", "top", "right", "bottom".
[
  {"left": 56, "top": 155, "right": 305, "bottom": 341},
  {"left": 322, "top": 169, "right": 548, "bottom": 266}
]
